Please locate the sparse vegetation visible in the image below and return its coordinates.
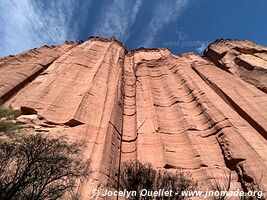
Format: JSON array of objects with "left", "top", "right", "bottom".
[
  {"left": 0, "top": 103, "right": 20, "bottom": 120},
  {"left": 0, "top": 133, "right": 91, "bottom": 200},
  {"left": 155, "top": 170, "right": 197, "bottom": 200},
  {"left": 0, "top": 103, "right": 21, "bottom": 134},
  {"left": 117, "top": 160, "right": 197, "bottom": 200},
  {"left": 211, "top": 172, "right": 232, "bottom": 200},
  {"left": 0, "top": 105, "right": 91, "bottom": 200},
  {"left": 211, "top": 171, "right": 265, "bottom": 200},
  {"left": 0, "top": 120, "right": 20, "bottom": 133}
]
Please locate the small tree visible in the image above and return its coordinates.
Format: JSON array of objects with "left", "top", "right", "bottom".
[
  {"left": 0, "top": 133, "right": 91, "bottom": 200},
  {"left": 118, "top": 160, "right": 197, "bottom": 200}
]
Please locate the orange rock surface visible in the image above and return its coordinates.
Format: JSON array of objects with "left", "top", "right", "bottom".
[
  {"left": 0, "top": 37, "right": 266, "bottom": 199},
  {"left": 204, "top": 39, "right": 267, "bottom": 93}
]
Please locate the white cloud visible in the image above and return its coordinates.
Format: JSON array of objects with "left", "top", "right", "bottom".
[
  {"left": 142, "top": 0, "right": 190, "bottom": 47},
  {"left": 0, "top": 0, "right": 91, "bottom": 57},
  {"left": 196, "top": 41, "right": 209, "bottom": 54},
  {"left": 92, "top": 0, "right": 143, "bottom": 41}
]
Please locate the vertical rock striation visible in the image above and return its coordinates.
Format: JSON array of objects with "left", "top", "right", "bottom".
[{"left": 0, "top": 38, "right": 266, "bottom": 199}]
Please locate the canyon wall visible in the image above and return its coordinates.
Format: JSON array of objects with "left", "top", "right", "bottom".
[
  {"left": 0, "top": 37, "right": 266, "bottom": 199},
  {"left": 204, "top": 39, "right": 267, "bottom": 93}
]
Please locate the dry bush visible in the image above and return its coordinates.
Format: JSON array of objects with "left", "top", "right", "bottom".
[
  {"left": 0, "top": 133, "right": 91, "bottom": 200},
  {"left": 211, "top": 172, "right": 265, "bottom": 200},
  {"left": 118, "top": 160, "right": 197, "bottom": 200}
]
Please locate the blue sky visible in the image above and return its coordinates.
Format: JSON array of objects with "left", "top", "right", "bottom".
[{"left": 0, "top": 0, "right": 266, "bottom": 57}]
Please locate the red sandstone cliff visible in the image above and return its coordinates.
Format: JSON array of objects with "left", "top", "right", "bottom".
[
  {"left": 204, "top": 39, "right": 267, "bottom": 93},
  {"left": 0, "top": 37, "right": 266, "bottom": 199}
]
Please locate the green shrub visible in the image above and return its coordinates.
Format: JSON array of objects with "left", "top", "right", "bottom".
[
  {"left": 0, "top": 104, "right": 21, "bottom": 134},
  {"left": 0, "top": 120, "right": 20, "bottom": 133},
  {"left": 0, "top": 105, "right": 20, "bottom": 119}
]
